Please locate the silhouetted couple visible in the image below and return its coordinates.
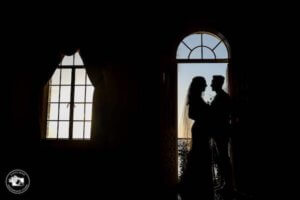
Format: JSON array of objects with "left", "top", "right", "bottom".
[{"left": 179, "top": 75, "right": 233, "bottom": 200}]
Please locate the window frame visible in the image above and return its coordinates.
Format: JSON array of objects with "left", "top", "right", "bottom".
[{"left": 43, "top": 54, "right": 94, "bottom": 140}]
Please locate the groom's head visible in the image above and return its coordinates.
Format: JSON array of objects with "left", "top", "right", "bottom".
[{"left": 211, "top": 75, "right": 225, "bottom": 92}]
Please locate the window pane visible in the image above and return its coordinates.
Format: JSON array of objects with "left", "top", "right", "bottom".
[
  {"left": 75, "top": 69, "right": 86, "bottom": 84},
  {"left": 74, "top": 86, "right": 85, "bottom": 102},
  {"left": 189, "top": 47, "right": 202, "bottom": 59},
  {"left": 48, "top": 103, "right": 58, "bottom": 120},
  {"left": 60, "top": 86, "right": 71, "bottom": 102},
  {"left": 60, "top": 69, "right": 72, "bottom": 84},
  {"left": 58, "top": 122, "right": 69, "bottom": 139},
  {"left": 203, "top": 47, "right": 215, "bottom": 59},
  {"left": 61, "top": 55, "right": 74, "bottom": 66},
  {"left": 85, "top": 104, "right": 92, "bottom": 120},
  {"left": 73, "top": 104, "right": 84, "bottom": 120},
  {"left": 176, "top": 42, "right": 190, "bottom": 59},
  {"left": 84, "top": 122, "right": 91, "bottom": 139},
  {"left": 59, "top": 103, "right": 70, "bottom": 120},
  {"left": 49, "top": 86, "right": 59, "bottom": 102},
  {"left": 86, "top": 86, "right": 94, "bottom": 102},
  {"left": 50, "top": 69, "right": 60, "bottom": 85},
  {"left": 203, "top": 33, "right": 220, "bottom": 49},
  {"left": 214, "top": 42, "right": 228, "bottom": 59},
  {"left": 183, "top": 34, "right": 202, "bottom": 49},
  {"left": 86, "top": 74, "right": 92, "bottom": 85},
  {"left": 73, "top": 122, "right": 84, "bottom": 139},
  {"left": 47, "top": 121, "right": 57, "bottom": 138},
  {"left": 74, "top": 52, "right": 84, "bottom": 65}
]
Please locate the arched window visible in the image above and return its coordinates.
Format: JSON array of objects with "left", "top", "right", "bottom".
[
  {"left": 177, "top": 32, "right": 229, "bottom": 60},
  {"left": 45, "top": 52, "right": 94, "bottom": 140},
  {"left": 177, "top": 32, "right": 230, "bottom": 176}
]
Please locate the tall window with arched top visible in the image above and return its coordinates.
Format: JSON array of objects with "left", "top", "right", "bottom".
[
  {"left": 177, "top": 32, "right": 230, "bottom": 177},
  {"left": 44, "top": 52, "right": 94, "bottom": 140}
]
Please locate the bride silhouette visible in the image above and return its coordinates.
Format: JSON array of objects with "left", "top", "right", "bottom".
[{"left": 179, "top": 76, "right": 214, "bottom": 200}]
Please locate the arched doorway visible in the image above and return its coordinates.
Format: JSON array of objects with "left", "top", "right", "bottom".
[{"left": 177, "top": 31, "right": 230, "bottom": 178}]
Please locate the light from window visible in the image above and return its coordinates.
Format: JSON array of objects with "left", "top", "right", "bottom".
[{"left": 46, "top": 52, "right": 94, "bottom": 140}]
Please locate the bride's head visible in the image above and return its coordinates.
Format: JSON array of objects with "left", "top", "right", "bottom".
[{"left": 187, "top": 76, "right": 207, "bottom": 104}]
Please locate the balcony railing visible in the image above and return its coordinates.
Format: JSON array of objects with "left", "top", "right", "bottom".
[{"left": 177, "top": 137, "right": 226, "bottom": 190}]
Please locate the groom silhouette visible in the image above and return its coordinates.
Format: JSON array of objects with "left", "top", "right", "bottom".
[{"left": 210, "top": 75, "right": 234, "bottom": 200}]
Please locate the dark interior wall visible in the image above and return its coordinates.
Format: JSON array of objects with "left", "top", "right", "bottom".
[{"left": 2, "top": 12, "right": 291, "bottom": 199}]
